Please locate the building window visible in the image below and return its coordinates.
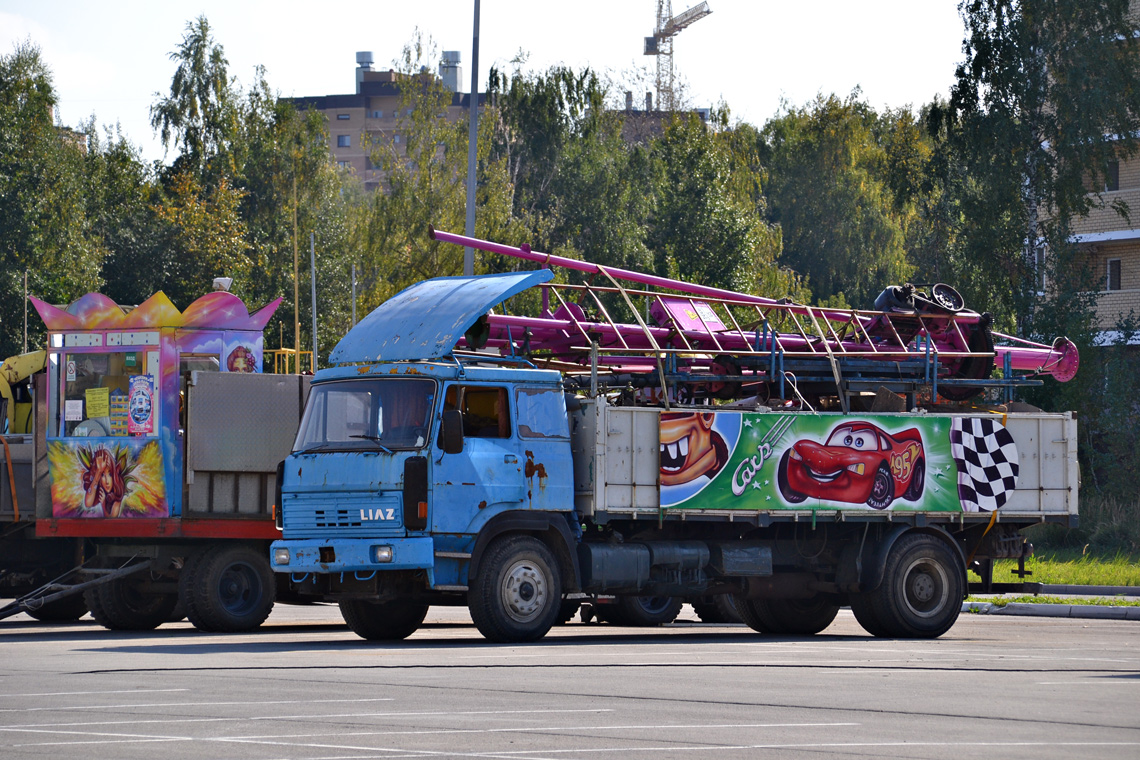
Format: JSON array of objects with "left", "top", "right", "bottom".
[
  {"left": 406, "top": 108, "right": 413, "bottom": 117},
  {"left": 337, "top": 161, "right": 351, "bottom": 169},
  {"left": 394, "top": 134, "right": 401, "bottom": 144},
  {"left": 371, "top": 110, "right": 383, "bottom": 118},
  {"left": 337, "top": 135, "right": 351, "bottom": 148},
  {"left": 336, "top": 113, "right": 350, "bottom": 120},
  {"left": 1106, "top": 161, "right": 1119, "bottom": 192},
  {"left": 1107, "top": 258, "right": 1121, "bottom": 291}
]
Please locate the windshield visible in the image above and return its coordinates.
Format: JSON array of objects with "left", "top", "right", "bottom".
[{"left": 293, "top": 378, "right": 436, "bottom": 452}]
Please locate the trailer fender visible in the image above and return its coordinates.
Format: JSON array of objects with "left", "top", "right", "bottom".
[
  {"left": 843, "top": 525, "right": 967, "bottom": 594},
  {"left": 468, "top": 511, "right": 581, "bottom": 592}
]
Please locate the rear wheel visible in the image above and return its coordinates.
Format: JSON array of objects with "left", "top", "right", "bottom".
[
  {"left": 903, "top": 459, "right": 925, "bottom": 501},
  {"left": 610, "top": 595, "right": 683, "bottom": 626},
  {"left": 468, "top": 535, "right": 561, "bottom": 643},
  {"left": 738, "top": 596, "right": 840, "bottom": 635},
  {"left": 692, "top": 595, "right": 741, "bottom": 624},
  {"left": 184, "top": 545, "right": 276, "bottom": 633},
  {"left": 854, "top": 533, "right": 964, "bottom": 638},
  {"left": 84, "top": 576, "right": 178, "bottom": 631},
  {"left": 339, "top": 599, "right": 428, "bottom": 641}
]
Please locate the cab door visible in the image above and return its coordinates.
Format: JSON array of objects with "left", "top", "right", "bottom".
[{"left": 430, "top": 384, "right": 525, "bottom": 534}]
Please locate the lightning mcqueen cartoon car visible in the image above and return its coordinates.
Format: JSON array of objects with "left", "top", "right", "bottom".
[{"left": 777, "top": 421, "right": 925, "bottom": 509}]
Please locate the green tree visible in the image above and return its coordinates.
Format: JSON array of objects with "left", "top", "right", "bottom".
[
  {"left": 0, "top": 41, "right": 105, "bottom": 357},
  {"left": 649, "top": 112, "right": 802, "bottom": 301},
  {"left": 762, "top": 93, "right": 915, "bottom": 308},
  {"left": 150, "top": 15, "right": 239, "bottom": 182},
  {"left": 937, "top": 0, "right": 1140, "bottom": 332}
]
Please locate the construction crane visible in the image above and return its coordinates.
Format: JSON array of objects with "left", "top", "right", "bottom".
[{"left": 644, "top": 1, "right": 712, "bottom": 112}]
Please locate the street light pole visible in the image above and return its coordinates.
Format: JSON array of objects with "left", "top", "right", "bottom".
[{"left": 464, "top": 0, "right": 480, "bottom": 276}]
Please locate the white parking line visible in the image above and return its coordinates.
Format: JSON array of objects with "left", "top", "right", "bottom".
[
  {"left": 0, "top": 708, "right": 614, "bottom": 730},
  {"left": 0, "top": 688, "right": 189, "bottom": 698},
  {"left": 0, "top": 696, "right": 394, "bottom": 713}
]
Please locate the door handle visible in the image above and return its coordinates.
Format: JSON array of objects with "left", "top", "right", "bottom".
[{"left": 504, "top": 454, "right": 517, "bottom": 463}]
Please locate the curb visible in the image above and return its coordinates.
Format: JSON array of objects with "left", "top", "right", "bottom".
[{"left": 963, "top": 602, "right": 1140, "bottom": 620}]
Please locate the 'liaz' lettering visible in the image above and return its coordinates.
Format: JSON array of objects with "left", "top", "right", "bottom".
[{"left": 359, "top": 508, "right": 396, "bottom": 521}]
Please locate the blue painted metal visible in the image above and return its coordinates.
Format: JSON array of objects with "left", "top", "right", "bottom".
[{"left": 329, "top": 270, "right": 554, "bottom": 364}]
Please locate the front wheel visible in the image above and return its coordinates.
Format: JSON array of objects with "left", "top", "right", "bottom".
[
  {"left": 84, "top": 575, "right": 178, "bottom": 631},
  {"left": 24, "top": 593, "right": 89, "bottom": 622},
  {"left": 339, "top": 599, "right": 428, "bottom": 641},
  {"left": 866, "top": 463, "right": 894, "bottom": 510},
  {"left": 853, "top": 533, "right": 964, "bottom": 638},
  {"left": 737, "top": 596, "right": 840, "bottom": 635},
  {"left": 777, "top": 450, "right": 808, "bottom": 503},
  {"left": 468, "top": 535, "right": 561, "bottom": 643}
]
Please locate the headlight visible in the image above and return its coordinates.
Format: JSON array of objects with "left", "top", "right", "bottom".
[
  {"left": 847, "top": 463, "right": 865, "bottom": 475},
  {"left": 789, "top": 448, "right": 802, "bottom": 460},
  {"left": 372, "top": 545, "right": 394, "bottom": 563},
  {"left": 273, "top": 548, "right": 291, "bottom": 566}
]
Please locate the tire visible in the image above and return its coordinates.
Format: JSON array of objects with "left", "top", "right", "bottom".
[
  {"left": 24, "top": 593, "right": 89, "bottom": 622},
  {"left": 777, "top": 450, "right": 808, "bottom": 503},
  {"left": 339, "top": 599, "right": 428, "bottom": 641},
  {"left": 468, "top": 535, "right": 561, "bottom": 643},
  {"left": 737, "top": 596, "right": 840, "bottom": 635},
  {"left": 184, "top": 545, "right": 276, "bottom": 633},
  {"left": 855, "top": 533, "right": 964, "bottom": 638},
  {"left": 866, "top": 463, "right": 894, "bottom": 510},
  {"left": 610, "top": 595, "right": 683, "bottom": 626},
  {"left": 849, "top": 593, "right": 891, "bottom": 637},
  {"left": 84, "top": 576, "right": 179, "bottom": 631},
  {"left": 903, "top": 459, "right": 925, "bottom": 502},
  {"left": 692, "top": 595, "right": 742, "bottom": 624}
]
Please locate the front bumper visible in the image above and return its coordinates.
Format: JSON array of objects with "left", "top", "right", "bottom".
[{"left": 270, "top": 536, "right": 435, "bottom": 576}]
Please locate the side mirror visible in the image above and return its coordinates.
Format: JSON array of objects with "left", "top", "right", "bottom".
[{"left": 440, "top": 409, "right": 464, "bottom": 454}]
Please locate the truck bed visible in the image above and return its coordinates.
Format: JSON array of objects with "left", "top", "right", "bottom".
[{"left": 572, "top": 401, "right": 1077, "bottom": 526}]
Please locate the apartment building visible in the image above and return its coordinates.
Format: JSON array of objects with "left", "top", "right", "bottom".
[
  {"left": 287, "top": 51, "right": 483, "bottom": 192},
  {"left": 1068, "top": 1, "right": 1140, "bottom": 341}
]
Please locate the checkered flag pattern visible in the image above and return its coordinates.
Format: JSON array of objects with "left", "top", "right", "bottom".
[{"left": 949, "top": 417, "right": 1020, "bottom": 512}]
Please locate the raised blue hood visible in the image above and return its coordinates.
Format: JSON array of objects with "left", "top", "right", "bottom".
[{"left": 329, "top": 270, "right": 554, "bottom": 363}]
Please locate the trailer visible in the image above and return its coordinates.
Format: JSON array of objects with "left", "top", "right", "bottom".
[
  {"left": 0, "top": 290, "right": 309, "bottom": 631},
  {"left": 268, "top": 231, "right": 1078, "bottom": 642}
]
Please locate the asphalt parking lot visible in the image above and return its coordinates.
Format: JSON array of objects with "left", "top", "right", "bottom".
[{"left": 1, "top": 604, "right": 1138, "bottom": 760}]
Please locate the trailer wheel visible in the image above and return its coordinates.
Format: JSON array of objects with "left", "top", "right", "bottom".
[
  {"left": 468, "top": 535, "right": 561, "bottom": 643},
  {"left": 609, "top": 595, "right": 683, "bottom": 626},
  {"left": 692, "top": 595, "right": 742, "bottom": 624},
  {"left": 185, "top": 545, "right": 275, "bottom": 633},
  {"left": 777, "top": 451, "right": 807, "bottom": 503},
  {"left": 866, "top": 463, "right": 894, "bottom": 510},
  {"left": 737, "top": 596, "right": 840, "bottom": 635},
  {"left": 339, "top": 599, "right": 428, "bottom": 641},
  {"left": 84, "top": 577, "right": 178, "bottom": 631},
  {"left": 854, "top": 533, "right": 963, "bottom": 638},
  {"left": 24, "top": 593, "right": 89, "bottom": 622}
]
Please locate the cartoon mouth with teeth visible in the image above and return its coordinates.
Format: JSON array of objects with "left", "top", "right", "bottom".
[{"left": 659, "top": 412, "right": 729, "bottom": 487}]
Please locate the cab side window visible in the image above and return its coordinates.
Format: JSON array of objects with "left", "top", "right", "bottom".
[{"left": 445, "top": 386, "right": 510, "bottom": 438}]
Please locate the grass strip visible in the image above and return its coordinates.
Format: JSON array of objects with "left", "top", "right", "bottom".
[{"left": 966, "top": 594, "right": 1140, "bottom": 607}]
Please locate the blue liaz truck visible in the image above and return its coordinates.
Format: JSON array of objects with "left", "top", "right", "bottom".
[{"left": 270, "top": 268, "right": 1078, "bottom": 643}]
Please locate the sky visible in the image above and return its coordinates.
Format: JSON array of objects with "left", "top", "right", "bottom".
[{"left": 1, "top": 1, "right": 967, "bottom": 163}]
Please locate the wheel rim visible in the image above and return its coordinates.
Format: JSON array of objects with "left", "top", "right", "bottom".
[
  {"left": 871, "top": 469, "right": 891, "bottom": 502},
  {"left": 500, "top": 559, "right": 549, "bottom": 623},
  {"left": 636, "top": 597, "right": 675, "bottom": 615},
  {"left": 217, "top": 561, "right": 262, "bottom": 616},
  {"left": 901, "top": 556, "right": 949, "bottom": 619}
]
